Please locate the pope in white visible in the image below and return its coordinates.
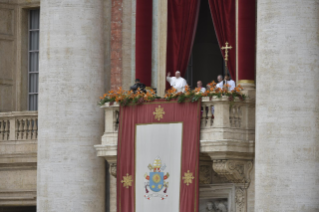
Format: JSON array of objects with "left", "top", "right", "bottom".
[{"left": 166, "top": 71, "right": 188, "bottom": 92}]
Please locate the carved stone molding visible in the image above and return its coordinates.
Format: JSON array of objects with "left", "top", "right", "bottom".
[
  {"left": 235, "top": 186, "right": 246, "bottom": 212},
  {"left": 110, "top": 163, "right": 117, "bottom": 178},
  {"left": 212, "top": 160, "right": 253, "bottom": 187},
  {"left": 199, "top": 165, "right": 211, "bottom": 184}
]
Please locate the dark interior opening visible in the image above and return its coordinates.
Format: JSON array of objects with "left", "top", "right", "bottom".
[
  {"left": 186, "top": 0, "right": 224, "bottom": 89},
  {"left": 0, "top": 206, "right": 36, "bottom": 212}
]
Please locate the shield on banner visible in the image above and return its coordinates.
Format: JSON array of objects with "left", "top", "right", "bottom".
[{"left": 149, "top": 172, "right": 164, "bottom": 192}]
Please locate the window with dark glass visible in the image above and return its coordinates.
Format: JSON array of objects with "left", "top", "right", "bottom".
[{"left": 28, "top": 9, "right": 40, "bottom": 111}]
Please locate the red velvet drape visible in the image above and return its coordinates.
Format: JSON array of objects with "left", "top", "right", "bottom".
[
  {"left": 238, "top": 0, "right": 256, "bottom": 81},
  {"left": 117, "top": 100, "right": 201, "bottom": 212},
  {"left": 166, "top": 0, "right": 200, "bottom": 88},
  {"left": 135, "top": 0, "right": 152, "bottom": 86},
  {"left": 208, "top": 0, "right": 236, "bottom": 79}
]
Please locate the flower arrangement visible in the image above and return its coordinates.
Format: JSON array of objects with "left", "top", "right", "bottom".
[
  {"left": 98, "top": 82, "right": 246, "bottom": 106},
  {"left": 98, "top": 87, "right": 159, "bottom": 106},
  {"left": 204, "top": 81, "right": 246, "bottom": 101}
]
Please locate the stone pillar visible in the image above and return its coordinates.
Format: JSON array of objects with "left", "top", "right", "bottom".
[
  {"left": 111, "top": 0, "right": 123, "bottom": 90},
  {"left": 154, "top": 0, "right": 167, "bottom": 96},
  {"left": 37, "top": 1, "right": 105, "bottom": 211},
  {"left": 256, "top": 1, "right": 319, "bottom": 211},
  {"left": 109, "top": 162, "right": 117, "bottom": 212}
]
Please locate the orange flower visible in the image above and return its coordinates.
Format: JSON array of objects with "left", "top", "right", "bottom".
[
  {"left": 194, "top": 87, "right": 201, "bottom": 92},
  {"left": 99, "top": 96, "right": 103, "bottom": 100},
  {"left": 215, "top": 87, "right": 221, "bottom": 92},
  {"left": 185, "top": 85, "right": 190, "bottom": 92}
]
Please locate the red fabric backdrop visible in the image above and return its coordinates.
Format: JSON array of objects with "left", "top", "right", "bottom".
[
  {"left": 166, "top": 0, "right": 200, "bottom": 88},
  {"left": 117, "top": 100, "right": 201, "bottom": 212},
  {"left": 209, "top": 0, "right": 236, "bottom": 79},
  {"left": 238, "top": 0, "right": 256, "bottom": 81},
  {"left": 135, "top": 0, "right": 152, "bottom": 86}
]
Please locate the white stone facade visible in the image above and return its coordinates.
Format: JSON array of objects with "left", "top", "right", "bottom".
[
  {"left": 256, "top": 0, "right": 319, "bottom": 211},
  {"left": 37, "top": 0, "right": 105, "bottom": 211}
]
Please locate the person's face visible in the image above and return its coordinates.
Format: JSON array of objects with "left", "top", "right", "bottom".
[
  {"left": 218, "top": 76, "right": 222, "bottom": 82},
  {"left": 225, "top": 75, "right": 229, "bottom": 80},
  {"left": 207, "top": 204, "right": 213, "bottom": 210},
  {"left": 175, "top": 72, "right": 181, "bottom": 78},
  {"left": 197, "top": 81, "right": 202, "bottom": 88}
]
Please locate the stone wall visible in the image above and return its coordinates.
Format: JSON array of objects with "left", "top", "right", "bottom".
[
  {"left": 37, "top": 0, "right": 106, "bottom": 211},
  {"left": 256, "top": 0, "right": 319, "bottom": 211},
  {"left": 0, "top": 1, "right": 40, "bottom": 112}
]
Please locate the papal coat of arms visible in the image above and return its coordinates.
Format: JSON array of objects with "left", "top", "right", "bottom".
[{"left": 144, "top": 157, "right": 169, "bottom": 200}]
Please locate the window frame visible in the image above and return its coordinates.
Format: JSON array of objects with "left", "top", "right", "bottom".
[{"left": 27, "top": 9, "right": 40, "bottom": 111}]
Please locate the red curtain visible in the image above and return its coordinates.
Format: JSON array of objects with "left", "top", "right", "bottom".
[
  {"left": 166, "top": 0, "right": 200, "bottom": 88},
  {"left": 135, "top": 0, "right": 152, "bottom": 86},
  {"left": 117, "top": 100, "right": 201, "bottom": 212},
  {"left": 208, "top": 0, "right": 236, "bottom": 79},
  {"left": 238, "top": 0, "right": 256, "bottom": 81}
]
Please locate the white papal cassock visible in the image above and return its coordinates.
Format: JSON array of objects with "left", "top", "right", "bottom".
[{"left": 166, "top": 76, "right": 187, "bottom": 92}]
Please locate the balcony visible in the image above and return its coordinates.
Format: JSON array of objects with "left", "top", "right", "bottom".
[
  {"left": 95, "top": 95, "right": 255, "bottom": 163},
  {"left": 0, "top": 111, "right": 38, "bottom": 206}
]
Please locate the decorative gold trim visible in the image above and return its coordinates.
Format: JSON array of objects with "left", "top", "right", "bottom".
[
  {"left": 238, "top": 80, "right": 255, "bottom": 84},
  {"left": 182, "top": 170, "right": 194, "bottom": 186},
  {"left": 153, "top": 105, "right": 165, "bottom": 121},
  {"left": 236, "top": 0, "right": 239, "bottom": 84},
  {"left": 121, "top": 173, "right": 133, "bottom": 188}
]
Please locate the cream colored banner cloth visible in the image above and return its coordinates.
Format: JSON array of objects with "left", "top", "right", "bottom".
[{"left": 135, "top": 123, "right": 183, "bottom": 212}]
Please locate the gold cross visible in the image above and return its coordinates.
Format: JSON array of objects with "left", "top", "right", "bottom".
[
  {"left": 221, "top": 42, "right": 232, "bottom": 62},
  {"left": 221, "top": 41, "right": 232, "bottom": 76}
]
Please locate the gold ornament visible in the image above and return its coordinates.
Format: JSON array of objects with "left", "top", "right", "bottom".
[
  {"left": 121, "top": 173, "right": 133, "bottom": 189},
  {"left": 182, "top": 170, "right": 194, "bottom": 186},
  {"left": 153, "top": 105, "right": 165, "bottom": 121}
]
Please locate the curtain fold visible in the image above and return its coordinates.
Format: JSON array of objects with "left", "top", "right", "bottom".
[
  {"left": 135, "top": 0, "right": 153, "bottom": 86},
  {"left": 208, "top": 0, "right": 236, "bottom": 79},
  {"left": 166, "top": 0, "right": 200, "bottom": 88}
]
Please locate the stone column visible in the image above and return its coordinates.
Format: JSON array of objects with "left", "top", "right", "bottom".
[
  {"left": 154, "top": 0, "right": 167, "bottom": 97},
  {"left": 256, "top": 1, "right": 319, "bottom": 211},
  {"left": 38, "top": 1, "right": 105, "bottom": 211},
  {"left": 109, "top": 162, "right": 117, "bottom": 212}
]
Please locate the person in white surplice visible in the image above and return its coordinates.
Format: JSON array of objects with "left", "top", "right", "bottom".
[{"left": 166, "top": 71, "right": 188, "bottom": 92}]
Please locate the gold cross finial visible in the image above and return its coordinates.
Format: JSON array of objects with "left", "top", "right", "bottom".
[
  {"left": 221, "top": 42, "right": 232, "bottom": 62},
  {"left": 221, "top": 41, "right": 233, "bottom": 76}
]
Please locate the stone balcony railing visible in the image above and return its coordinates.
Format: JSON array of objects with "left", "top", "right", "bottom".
[
  {"left": 0, "top": 111, "right": 38, "bottom": 141},
  {"left": 95, "top": 96, "right": 255, "bottom": 164},
  {"left": 0, "top": 111, "right": 38, "bottom": 206}
]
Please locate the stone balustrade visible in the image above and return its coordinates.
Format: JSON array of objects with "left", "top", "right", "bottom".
[
  {"left": 0, "top": 111, "right": 38, "bottom": 141},
  {"left": 95, "top": 96, "right": 255, "bottom": 162},
  {"left": 0, "top": 111, "right": 38, "bottom": 206}
]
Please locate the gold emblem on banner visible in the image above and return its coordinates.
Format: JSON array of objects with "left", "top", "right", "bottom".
[
  {"left": 182, "top": 170, "right": 194, "bottom": 186},
  {"left": 121, "top": 173, "right": 133, "bottom": 188},
  {"left": 153, "top": 105, "right": 165, "bottom": 121}
]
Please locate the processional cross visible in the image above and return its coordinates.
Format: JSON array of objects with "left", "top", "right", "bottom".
[{"left": 221, "top": 42, "right": 232, "bottom": 76}]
